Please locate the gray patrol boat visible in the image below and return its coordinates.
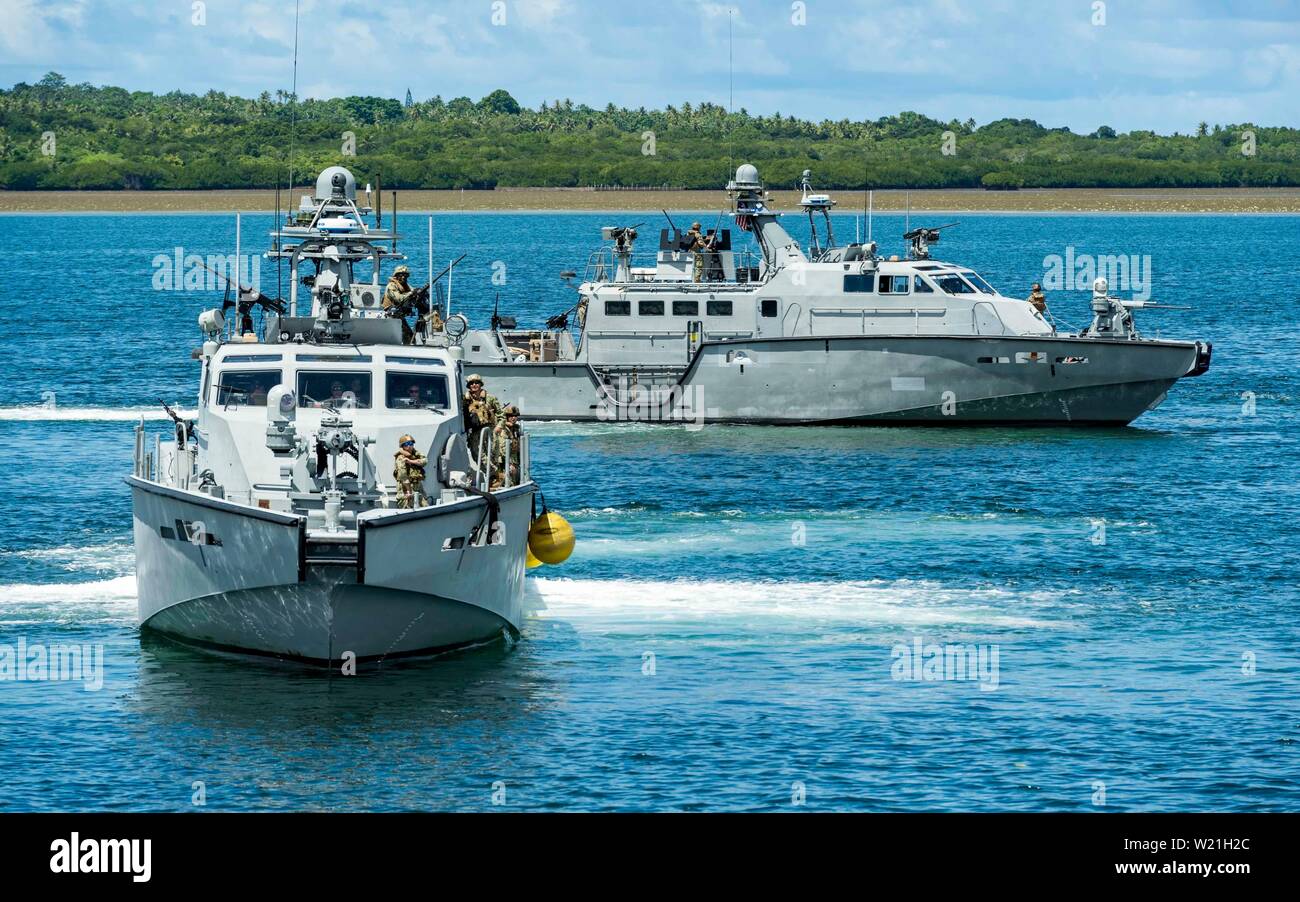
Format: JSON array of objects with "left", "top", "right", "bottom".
[
  {"left": 458, "top": 164, "right": 1211, "bottom": 426},
  {"left": 128, "top": 166, "right": 537, "bottom": 666}
]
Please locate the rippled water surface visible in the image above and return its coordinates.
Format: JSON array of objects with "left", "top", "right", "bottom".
[{"left": 1, "top": 211, "right": 1297, "bottom": 811}]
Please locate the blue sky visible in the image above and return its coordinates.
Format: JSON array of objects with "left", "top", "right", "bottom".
[{"left": 3, "top": 0, "right": 1298, "bottom": 133}]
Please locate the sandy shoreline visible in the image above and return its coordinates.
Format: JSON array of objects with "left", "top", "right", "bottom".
[{"left": 3, "top": 186, "right": 1300, "bottom": 215}]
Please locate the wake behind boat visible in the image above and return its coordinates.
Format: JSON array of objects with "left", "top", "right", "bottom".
[
  {"left": 128, "top": 166, "right": 566, "bottom": 666},
  {"left": 458, "top": 164, "right": 1212, "bottom": 426}
]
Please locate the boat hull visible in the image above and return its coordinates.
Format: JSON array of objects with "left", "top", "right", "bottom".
[
  {"left": 129, "top": 477, "right": 535, "bottom": 666},
  {"left": 471, "top": 334, "right": 1204, "bottom": 426}
]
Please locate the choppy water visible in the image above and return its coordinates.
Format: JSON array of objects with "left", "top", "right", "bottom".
[{"left": 1, "top": 211, "right": 1297, "bottom": 811}]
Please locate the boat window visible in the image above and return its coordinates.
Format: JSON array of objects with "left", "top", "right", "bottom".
[
  {"left": 706, "top": 300, "right": 733, "bottom": 316},
  {"left": 934, "top": 274, "right": 978, "bottom": 295},
  {"left": 385, "top": 356, "right": 444, "bottom": 367},
  {"left": 605, "top": 301, "right": 631, "bottom": 316},
  {"left": 844, "top": 274, "right": 874, "bottom": 292},
  {"left": 961, "top": 271, "right": 997, "bottom": 294},
  {"left": 215, "top": 370, "right": 279, "bottom": 407},
  {"left": 761, "top": 299, "right": 778, "bottom": 317},
  {"left": 638, "top": 300, "right": 665, "bottom": 316},
  {"left": 222, "top": 354, "right": 283, "bottom": 363},
  {"left": 672, "top": 300, "right": 699, "bottom": 316},
  {"left": 878, "top": 275, "right": 910, "bottom": 294},
  {"left": 386, "top": 372, "right": 450, "bottom": 409},
  {"left": 913, "top": 275, "right": 934, "bottom": 293},
  {"left": 296, "top": 354, "right": 374, "bottom": 363},
  {"left": 297, "top": 371, "right": 372, "bottom": 409}
]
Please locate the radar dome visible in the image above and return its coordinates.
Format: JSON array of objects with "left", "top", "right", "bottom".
[
  {"left": 314, "top": 166, "right": 357, "bottom": 201},
  {"left": 734, "top": 163, "right": 761, "bottom": 186}
]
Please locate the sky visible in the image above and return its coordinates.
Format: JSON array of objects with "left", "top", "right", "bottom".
[{"left": 2, "top": 0, "right": 1298, "bottom": 133}]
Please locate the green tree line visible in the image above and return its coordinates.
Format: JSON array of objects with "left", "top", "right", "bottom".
[{"left": 2, "top": 72, "right": 1297, "bottom": 191}]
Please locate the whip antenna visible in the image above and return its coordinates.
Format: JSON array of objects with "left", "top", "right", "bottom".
[{"left": 286, "top": 0, "right": 300, "bottom": 211}]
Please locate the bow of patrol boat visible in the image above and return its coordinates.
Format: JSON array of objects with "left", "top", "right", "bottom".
[{"left": 128, "top": 166, "right": 546, "bottom": 666}]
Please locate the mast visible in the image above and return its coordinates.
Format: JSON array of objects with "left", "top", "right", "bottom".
[{"left": 727, "top": 163, "right": 806, "bottom": 272}]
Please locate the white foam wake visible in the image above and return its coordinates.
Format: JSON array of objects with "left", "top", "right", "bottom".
[
  {"left": 0, "top": 574, "right": 137, "bottom": 605},
  {"left": 7, "top": 542, "right": 135, "bottom": 575},
  {"left": 0, "top": 406, "right": 193, "bottom": 422},
  {"left": 0, "top": 571, "right": 1070, "bottom": 631},
  {"left": 527, "top": 577, "right": 1072, "bottom": 629},
  {"left": 0, "top": 575, "right": 138, "bottom": 626}
]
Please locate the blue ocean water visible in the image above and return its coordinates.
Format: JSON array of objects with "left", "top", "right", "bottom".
[{"left": 0, "top": 209, "right": 1297, "bottom": 811}]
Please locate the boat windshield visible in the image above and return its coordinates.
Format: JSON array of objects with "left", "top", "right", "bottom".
[
  {"left": 934, "top": 274, "right": 978, "bottom": 295},
  {"left": 298, "top": 371, "right": 372, "bottom": 409},
  {"left": 386, "top": 372, "right": 451, "bottom": 409},
  {"left": 215, "top": 369, "right": 278, "bottom": 407},
  {"left": 961, "top": 271, "right": 997, "bottom": 294}
]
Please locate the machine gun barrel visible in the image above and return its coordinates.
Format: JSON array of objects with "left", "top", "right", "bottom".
[
  {"left": 158, "top": 399, "right": 193, "bottom": 443},
  {"left": 429, "top": 253, "right": 468, "bottom": 288},
  {"left": 1119, "top": 300, "right": 1190, "bottom": 310},
  {"left": 198, "top": 260, "right": 287, "bottom": 314}
]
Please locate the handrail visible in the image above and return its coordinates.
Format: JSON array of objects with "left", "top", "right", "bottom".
[
  {"left": 473, "top": 427, "right": 492, "bottom": 491},
  {"left": 809, "top": 306, "right": 946, "bottom": 315},
  {"left": 971, "top": 300, "right": 1011, "bottom": 336},
  {"left": 781, "top": 301, "right": 802, "bottom": 335},
  {"left": 470, "top": 426, "right": 528, "bottom": 490},
  {"left": 501, "top": 432, "right": 512, "bottom": 488}
]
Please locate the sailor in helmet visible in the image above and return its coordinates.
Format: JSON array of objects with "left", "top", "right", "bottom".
[
  {"left": 382, "top": 264, "right": 417, "bottom": 344},
  {"left": 461, "top": 373, "right": 504, "bottom": 467},
  {"left": 392, "top": 433, "right": 429, "bottom": 509},
  {"left": 491, "top": 404, "right": 523, "bottom": 489},
  {"left": 685, "top": 221, "right": 715, "bottom": 283},
  {"left": 1027, "top": 282, "right": 1048, "bottom": 315}
]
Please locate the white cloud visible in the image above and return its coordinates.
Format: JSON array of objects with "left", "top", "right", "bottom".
[{"left": 2, "top": 0, "right": 1296, "bottom": 134}]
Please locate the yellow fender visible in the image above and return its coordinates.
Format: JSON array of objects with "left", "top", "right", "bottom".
[
  {"left": 525, "top": 545, "right": 545, "bottom": 569},
  {"left": 528, "top": 511, "right": 574, "bottom": 565}
]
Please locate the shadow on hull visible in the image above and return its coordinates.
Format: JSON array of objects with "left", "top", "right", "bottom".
[
  {"left": 139, "top": 623, "right": 513, "bottom": 670},
  {"left": 142, "top": 576, "right": 514, "bottom": 668},
  {"left": 840, "top": 378, "right": 1179, "bottom": 427}
]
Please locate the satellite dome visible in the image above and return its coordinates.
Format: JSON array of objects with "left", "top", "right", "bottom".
[
  {"left": 314, "top": 166, "right": 357, "bottom": 201},
  {"left": 734, "top": 163, "right": 760, "bottom": 186}
]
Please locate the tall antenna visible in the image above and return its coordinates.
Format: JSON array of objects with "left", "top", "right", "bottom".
[
  {"left": 276, "top": 0, "right": 301, "bottom": 305},
  {"left": 861, "top": 159, "right": 870, "bottom": 244},
  {"left": 727, "top": 7, "right": 734, "bottom": 181},
  {"left": 286, "top": 0, "right": 300, "bottom": 205}
]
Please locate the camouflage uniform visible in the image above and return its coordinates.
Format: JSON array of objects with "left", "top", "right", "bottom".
[
  {"left": 393, "top": 437, "right": 429, "bottom": 509},
  {"left": 490, "top": 406, "right": 522, "bottom": 489},
  {"left": 462, "top": 376, "right": 505, "bottom": 466},
  {"left": 686, "top": 223, "right": 713, "bottom": 283},
  {"left": 382, "top": 266, "right": 416, "bottom": 344},
  {"left": 1027, "top": 286, "right": 1048, "bottom": 315}
]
